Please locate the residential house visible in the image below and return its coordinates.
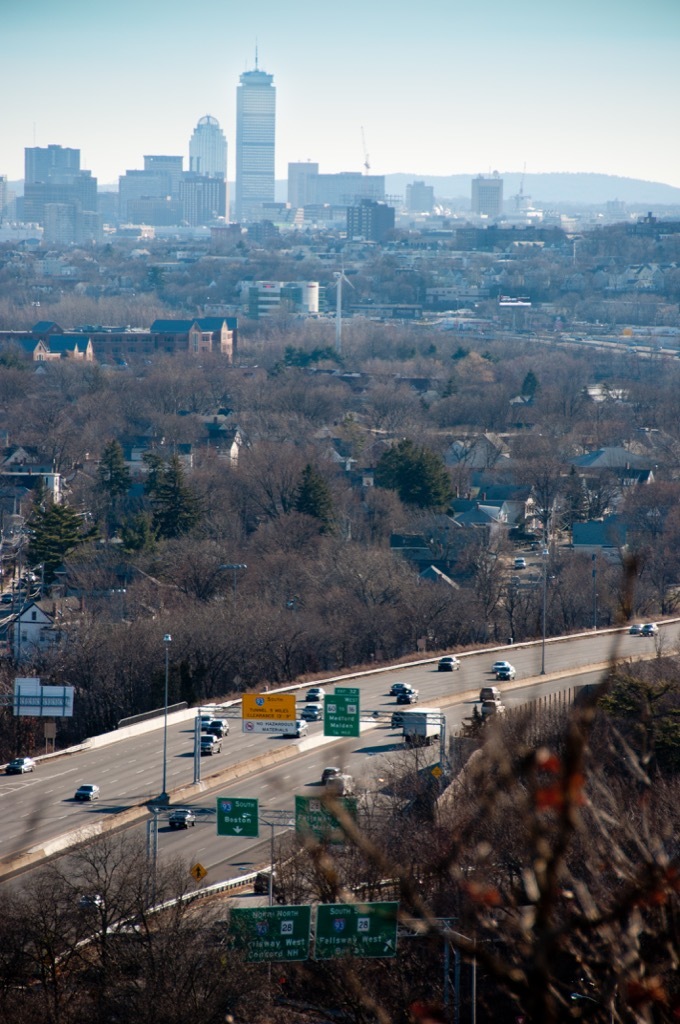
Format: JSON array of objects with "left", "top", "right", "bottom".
[
  {"left": 572, "top": 514, "right": 627, "bottom": 557},
  {"left": 11, "top": 601, "right": 59, "bottom": 661},
  {"left": 446, "top": 433, "right": 510, "bottom": 470}
]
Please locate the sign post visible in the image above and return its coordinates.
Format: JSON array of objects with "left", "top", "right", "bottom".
[
  {"left": 324, "top": 691, "right": 360, "bottom": 738},
  {"left": 230, "top": 905, "right": 311, "bottom": 962},
  {"left": 216, "top": 797, "right": 259, "bottom": 837},
  {"left": 315, "top": 902, "right": 399, "bottom": 959}
]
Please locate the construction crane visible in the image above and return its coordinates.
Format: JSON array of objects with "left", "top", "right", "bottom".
[
  {"left": 514, "top": 162, "right": 527, "bottom": 211},
  {"left": 361, "top": 126, "right": 370, "bottom": 175}
]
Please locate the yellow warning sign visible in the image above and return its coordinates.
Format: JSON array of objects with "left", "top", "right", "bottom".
[
  {"left": 242, "top": 693, "right": 296, "bottom": 721},
  {"left": 430, "top": 765, "right": 443, "bottom": 779},
  {"left": 190, "top": 862, "right": 208, "bottom": 882}
]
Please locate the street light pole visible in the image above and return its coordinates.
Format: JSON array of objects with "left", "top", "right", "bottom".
[
  {"left": 218, "top": 563, "right": 247, "bottom": 598},
  {"left": 159, "top": 633, "right": 172, "bottom": 803},
  {"left": 540, "top": 548, "right": 548, "bottom": 675}
]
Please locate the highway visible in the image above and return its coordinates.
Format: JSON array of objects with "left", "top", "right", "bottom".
[{"left": 0, "top": 622, "right": 676, "bottom": 883}]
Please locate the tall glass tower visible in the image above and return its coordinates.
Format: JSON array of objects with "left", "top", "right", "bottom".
[
  {"left": 189, "top": 115, "right": 227, "bottom": 179},
  {"left": 235, "top": 61, "right": 275, "bottom": 221}
]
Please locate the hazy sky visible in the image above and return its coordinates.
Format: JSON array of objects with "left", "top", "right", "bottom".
[{"left": 2, "top": 0, "right": 679, "bottom": 187}]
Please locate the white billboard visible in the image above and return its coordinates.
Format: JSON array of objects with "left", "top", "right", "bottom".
[{"left": 14, "top": 677, "right": 74, "bottom": 717}]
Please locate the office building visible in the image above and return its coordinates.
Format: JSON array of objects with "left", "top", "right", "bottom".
[
  {"left": 288, "top": 162, "right": 319, "bottom": 208},
  {"left": 118, "top": 156, "right": 183, "bottom": 222},
  {"left": 240, "top": 281, "right": 319, "bottom": 319},
  {"left": 347, "top": 199, "right": 395, "bottom": 242},
  {"left": 471, "top": 173, "right": 504, "bottom": 217},
  {"left": 235, "top": 62, "right": 276, "bottom": 221},
  {"left": 288, "top": 163, "right": 385, "bottom": 208},
  {"left": 189, "top": 115, "right": 227, "bottom": 179},
  {"left": 179, "top": 174, "right": 226, "bottom": 225},
  {"left": 406, "top": 180, "right": 434, "bottom": 214},
  {"left": 25, "top": 145, "right": 80, "bottom": 185},
  {"left": 22, "top": 144, "right": 98, "bottom": 231}
]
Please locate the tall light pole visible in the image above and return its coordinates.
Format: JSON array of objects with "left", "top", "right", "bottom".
[
  {"left": 219, "top": 563, "right": 247, "bottom": 598},
  {"left": 540, "top": 548, "right": 548, "bottom": 675},
  {"left": 159, "top": 633, "right": 172, "bottom": 803}
]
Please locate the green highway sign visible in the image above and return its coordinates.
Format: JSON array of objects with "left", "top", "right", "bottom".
[
  {"left": 295, "top": 795, "right": 357, "bottom": 843},
  {"left": 230, "top": 905, "right": 311, "bottom": 962},
  {"left": 315, "top": 902, "right": 399, "bottom": 959},
  {"left": 335, "top": 687, "right": 360, "bottom": 696},
  {"left": 216, "top": 797, "right": 259, "bottom": 838},
  {"left": 324, "top": 692, "right": 360, "bottom": 737}
]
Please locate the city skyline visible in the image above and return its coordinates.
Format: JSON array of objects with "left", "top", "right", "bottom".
[{"left": 2, "top": 0, "right": 680, "bottom": 189}]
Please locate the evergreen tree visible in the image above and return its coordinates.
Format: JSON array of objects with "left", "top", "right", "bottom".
[
  {"left": 28, "top": 501, "right": 95, "bottom": 580},
  {"left": 97, "top": 440, "right": 131, "bottom": 500},
  {"left": 522, "top": 370, "right": 539, "bottom": 397},
  {"left": 120, "top": 511, "right": 158, "bottom": 553},
  {"left": 147, "top": 454, "right": 202, "bottom": 539},
  {"left": 293, "top": 464, "right": 335, "bottom": 532},
  {"left": 375, "top": 439, "right": 453, "bottom": 510},
  {"left": 98, "top": 440, "right": 132, "bottom": 538}
]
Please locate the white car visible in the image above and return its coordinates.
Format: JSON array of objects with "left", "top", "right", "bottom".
[
  {"left": 286, "top": 720, "right": 308, "bottom": 738},
  {"left": 75, "top": 784, "right": 100, "bottom": 801}
]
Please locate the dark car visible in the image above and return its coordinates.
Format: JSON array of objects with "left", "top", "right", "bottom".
[
  {"left": 389, "top": 682, "right": 410, "bottom": 697},
  {"left": 438, "top": 656, "right": 461, "bottom": 672},
  {"left": 396, "top": 688, "right": 418, "bottom": 705},
  {"left": 6, "top": 756, "right": 36, "bottom": 774},
  {"left": 205, "top": 718, "right": 229, "bottom": 738},
  {"left": 169, "top": 809, "right": 195, "bottom": 829},
  {"left": 391, "top": 711, "right": 405, "bottom": 729},
  {"left": 321, "top": 766, "right": 342, "bottom": 784}
]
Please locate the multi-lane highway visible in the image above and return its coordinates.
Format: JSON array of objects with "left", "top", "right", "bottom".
[{"left": 0, "top": 622, "right": 676, "bottom": 882}]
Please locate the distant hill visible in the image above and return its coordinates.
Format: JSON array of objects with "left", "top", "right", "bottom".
[{"left": 383, "top": 172, "right": 680, "bottom": 207}]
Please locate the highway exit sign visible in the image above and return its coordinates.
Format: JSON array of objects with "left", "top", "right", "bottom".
[
  {"left": 216, "top": 797, "right": 259, "bottom": 837},
  {"left": 315, "top": 902, "right": 399, "bottom": 959},
  {"left": 230, "top": 905, "right": 311, "bottom": 962},
  {"left": 295, "top": 795, "right": 357, "bottom": 843},
  {"left": 324, "top": 692, "right": 360, "bottom": 737}
]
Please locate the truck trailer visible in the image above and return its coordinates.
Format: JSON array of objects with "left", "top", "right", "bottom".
[{"left": 401, "top": 707, "right": 442, "bottom": 747}]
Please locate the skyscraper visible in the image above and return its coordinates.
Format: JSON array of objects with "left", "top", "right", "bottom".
[
  {"left": 471, "top": 172, "right": 504, "bottom": 218},
  {"left": 235, "top": 60, "right": 275, "bottom": 221},
  {"left": 189, "top": 116, "right": 227, "bottom": 179}
]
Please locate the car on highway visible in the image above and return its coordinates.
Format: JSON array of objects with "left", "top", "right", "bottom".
[
  {"left": 74, "top": 784, "right": 100, "bottom": 801},
  {"left": 437, "top": 655, "right": 461, "bottom": 672},
  {"left": 629, "top": 623, "right": 644, "bottom": 635},
  {"left": 304, "top": 686, "right": 325, "bottom": 702},
  {"left": 492, "top": 660, "right": 516, "bottom": 680},
  {"left": 495, "top": 665, "right": 516, "bottom": 681},
  {"left": 168, "top": 808, "right": 195, "bottom": 829},
  {"left": 641, "top": 622, "right": 659, "bottom": 636},
  {"left": 481, "top": 699, "right": 506, "bottom": 718},
  {"left": 396, "top": 687, "right": 419, "bottom": 705},
  {"left": 389, "top": 681, "right": 410, "bottom": 697},
  {"left": 200, "top": 734, "right": 221, "bottom": 755},
  {"left": 6, "top": 756, "right": 36, "bottom": 774},
  {"left": 324, "top": 772, "right": 354, "bottom": 796},
  {"left": 301, "top": 703, "right": 323, "bottom": 722},
  {"left": 204, "top": 718, "right": 229, "bottom": 737},
  {"left": 288, "top": 720, "right": 308, "bottom": 738},
  {"left": 321, "top": 766, "right": 342, "bottom": 784},
  {"left": 79, "top": 894, "right": 104, "bottom": 909},
  {"left": 480, "top": 686, "right": 501, "bottom": 703},
  {"left": 391, "top": 711, "right": 405, "bottom": 729}
]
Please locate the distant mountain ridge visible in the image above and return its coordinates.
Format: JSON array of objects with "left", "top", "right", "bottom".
[{"left": 384, "top": 172, "right": 680, "bottom": 206}]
